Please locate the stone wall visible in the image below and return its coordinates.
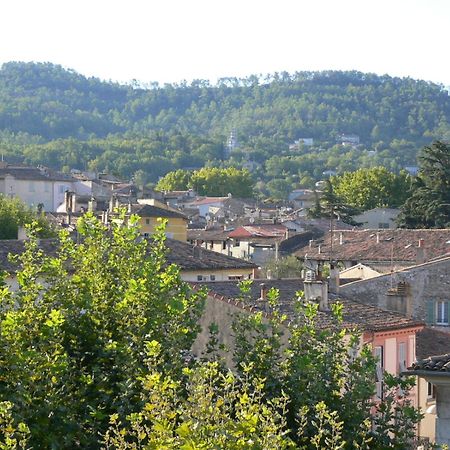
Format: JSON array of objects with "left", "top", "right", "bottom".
[{"left": 339, "top": 257, "right": 450, "bottom": 322}]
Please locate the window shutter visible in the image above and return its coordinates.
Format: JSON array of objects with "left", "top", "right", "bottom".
[
  {"left": 426, "top": 300, "right": 435, "bottom": 325},
  {"left": 446, "top": 301, "right": 450, "bottom": 325}
]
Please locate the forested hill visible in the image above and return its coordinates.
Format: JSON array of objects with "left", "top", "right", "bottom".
[{"left": 0, "top": 61, "right": 449, "bottom": 196}]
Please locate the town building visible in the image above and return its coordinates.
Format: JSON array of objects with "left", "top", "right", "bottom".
[{"left": 0, "top": 163, "right": 75, "bottom": 211}]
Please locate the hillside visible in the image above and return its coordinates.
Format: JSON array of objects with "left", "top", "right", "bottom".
[{"left": 0, "top": 61, "right": 449, "bottom": 196}]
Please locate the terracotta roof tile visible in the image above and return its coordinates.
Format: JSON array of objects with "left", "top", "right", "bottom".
[
  {"left": 295, "top": 229, "right": 450, "bottom": 263},
  {"left": 409, "top": 353, "right": 450, "bottom": 372},
  {"left": 416, "top": 328, "right": 450, "bottom": 360},
  {"left": 194, "top": 279, "right": 423, "bottom": 332},
  {"left": 0, "top": 237, "right": 256, "bottom": 274}
]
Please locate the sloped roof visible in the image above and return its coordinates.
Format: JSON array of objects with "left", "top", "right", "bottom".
[
  {"left": 409, "top": 354, "right": 450, "bottom": 372},
  {"left": 295, "top": 229, "right": 450, "bottom": 263},
  {"left": 0, "top": 237, "right": 256, "bottom": 274},
  {"left": 416, "top": 328, "right": 450, "bottom": 360},
  {"left": 163, "top": 239, "right": 256, "bottom": 271},
  {"left": 228, "top": 224, "right": 287, "bottom": 239},
  {"left": 189, "top": 197, "right": 229, "bottom": 206},
  {"left": 194, "top": 279, "right": 423, "bottom": 332},
  {"left": 0, "top": 164, "right": 74, "bottom": 182},
  {"left": 131, "top": 204, "right": 187, "bottom": 220}
]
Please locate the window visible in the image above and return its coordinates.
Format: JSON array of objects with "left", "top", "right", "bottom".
[
  {"left": 228, "top": 275, "right": 243, "bottom": 281},
  {"left": 436, "top": 301, "right": 449, "bottom": 325},
  {"left": 145, "top": 219, "right": 150, "bottom": 225},
  {"left": 143, "top": 233, "right": 150, "bottom": 238},
  {"left": 374, "top": 346, "right": 384, "bottom": 399},
  {"left": 378, "top": 222, "right": 390, "bottom": 229},
  {"left": 234, "top": 239, "right": 240, "bottom": 247},
  {"left": 210, "top": 275, "right": 216, "bottom": 281},
  {"left": 427, "top": 382, "right": 436, "bottom": 400},
  {"left": 398, "top": 342, "right": 406, "bottom": 373},
  {"left": 197, "top": 275, "right": 203, "bottom": 281},
  {"left": 222, "top": 241, "right": 227, "bottom": 250}
]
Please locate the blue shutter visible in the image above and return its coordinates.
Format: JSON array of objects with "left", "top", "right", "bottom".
[
  {"left": 446, "top": 301, "right": 450, "bottom": 326},
  {"left": 426, "top": 300, "right": 435, "bottom": 325}
]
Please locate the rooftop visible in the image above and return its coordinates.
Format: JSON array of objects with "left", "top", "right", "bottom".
[
  {"left": 295, "top": 229, "right": 450, "bottom": 263},
  {"left": 0, "top": 237, "right": 256, "bottom": 274},
  {"left": 131, "top": 204, "right": 187, "bottom": 220},
  {"left": 194, "top": 279, "right": 423, "bottom": 333},
  {"left": 0, "top": 164, "right": 74, "bottom": 182}
]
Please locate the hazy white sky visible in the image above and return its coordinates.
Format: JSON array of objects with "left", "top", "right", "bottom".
[{"left": 1, "top": 0, "right": 449, "bottom": 86}]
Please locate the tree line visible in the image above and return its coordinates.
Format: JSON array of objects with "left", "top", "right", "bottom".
[{"left": 0, "top": 62, "right": 449, "bottom": 198}]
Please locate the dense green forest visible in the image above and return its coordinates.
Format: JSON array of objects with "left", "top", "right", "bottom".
[{"left": 0, "top": 61, "right": 449, "bottom": 197}]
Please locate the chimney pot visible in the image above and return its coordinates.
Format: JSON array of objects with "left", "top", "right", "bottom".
[
  {"left": 339, "top": 232, "right": 343, "bottom": 245},
  {"left": 376, "top": 232, "right": 380, "bottom": 244},
  {"left": 418, "top": 238, "right": 424, "bottom": 248},
  {"left": 260, "top": 283, "right": 267, "bottom": 301}
]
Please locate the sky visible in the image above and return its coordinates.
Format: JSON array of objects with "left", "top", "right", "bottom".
[{"left": 1, "top": 0, "right": 449, "bottom": 87}]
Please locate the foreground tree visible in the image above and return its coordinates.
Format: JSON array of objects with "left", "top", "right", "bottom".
[
  {"left": 0, "top": 216, "right": 422, "bottom": 448},
  {"left": 398, "top": 140, "right": 450, "bottom": 228},
  {"left": 0, "top": 216, "right": 205, "bottom": 448}
]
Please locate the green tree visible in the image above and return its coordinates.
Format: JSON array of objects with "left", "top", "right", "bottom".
[
  {"left": 155, "top": 169, "right": 192, "bottom": 192},
  {"left": 331, "top": 167, "right": 412, "bottom": 211},
  {"left": 398, "top": 140, "right": 450, "bottom": 228},
  {"left": 0, "top": 195, "right": 55, "bottom": 239},
  {"left": 190, "top": 167, "right": 254, "bottom": 197},
  {"left": 308, "top": 180, "right": 361, "bottom": 225},
  {"left": 0, "top": 215, "right": 205, "bottom": 448}
]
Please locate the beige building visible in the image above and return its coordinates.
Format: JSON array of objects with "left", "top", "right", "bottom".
[
  {"left": 131, "top": 203, "right": 189, "bottom": 242},
  {"left": 353, "top": 208, "right": 400, "bottom": 229},
  {"left": 0, "top": 163, "right": 75, "bottom": 211}
]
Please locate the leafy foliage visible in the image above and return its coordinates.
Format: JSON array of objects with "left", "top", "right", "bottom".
[
  {"left": 398, "top": 141, "right": 450, "bottom": 228},
  {"left": 0, "top": 62, "right": 449, "bottom": 192},
  {"left": 0, "top": 215, "right": 205, "bottom": 448},
  {"left": 308, "top": 180, "right": 361, "bottom": 225},
  {"left": 330, "top": 167, "right": 412, "bottom": 211},
  {"left": 156, "top": 167, "right": 255, "bottom": 197},
  {"left": 0, "top": 195, "right": 55, "bottom": 239}
]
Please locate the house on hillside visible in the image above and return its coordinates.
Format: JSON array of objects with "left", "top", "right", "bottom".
[{"left": 0, "top": 163, "right": 75, "bottom": 211}]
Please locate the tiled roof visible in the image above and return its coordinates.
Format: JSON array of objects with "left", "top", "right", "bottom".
[
  {"left": 163, "top": 239, "right": 256, "bottom": 271},
  {"left": 416, "top": 328, "right": 450, "bottom": 360},
  {"left": 0, "top": 237, "right": 256, "bottom": 274},
  {"left": 189, "top": 197, "right": 229, "bottom": 206},
  {"left": 295, "top": 229, "right": 450, "bottom": 263},
  {"left": 187, "top": 228, "right": 231, "bottom": 241},
  {"left": 228, "top": 224, "right": 287, "bottom": 239},
  {"left": 0, "top": 164, "right": 74, "bottom": 182},
  {"left": 131, "top": 204, "right": 187, "bottom": 220},
  {"left": 409, "top": 354, "right": 450, "bottom": 372},
  {"left": 194, "top": 279, "right": 423, "bottom": 332}
]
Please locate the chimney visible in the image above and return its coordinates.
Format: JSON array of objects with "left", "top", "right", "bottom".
[
  {"left": 304, "top": 273, "right": 329, "bottom": 311},
  {"left": 329, "top": 263, "right": 340, "bottom": 294},
  {"left": 266, "top": 269, "right": 273, "bottom": 280},
  {"left": 318, "top": 244, "right": 322, "bottom": 254},
  {"left": 339, "top": 232, "right": 344, "bottom": 245},
  {"left": 309, "top": 239, "right": 314, "bottom": 248},
  {"left": 259, "top": 283, "right": 270, "bottom": 313},
  {"left": 416, "top": 239, "right": 426, "bottom": 264},
  {"left": 193, "top": 246, "right": 203, "bottom": 259},
  {"left": 376, "top": 232, "right": 380, "bottom": 244},
  {"left": 88, "top": 196, "right": 97, "bottom": 213}
]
